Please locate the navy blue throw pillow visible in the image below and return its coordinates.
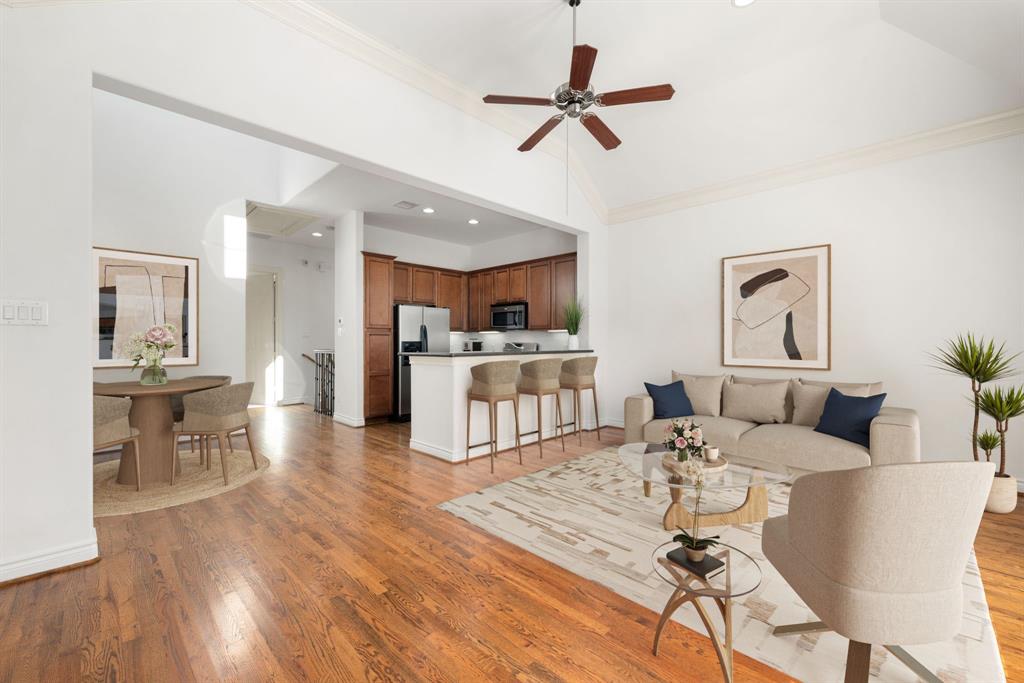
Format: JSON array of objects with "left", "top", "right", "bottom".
[
  {"left": 814, "top": 388, "right": 886, "bottom": 448},
  {"left": 644, "top": 380, "right": 694, "bottom": 420}
]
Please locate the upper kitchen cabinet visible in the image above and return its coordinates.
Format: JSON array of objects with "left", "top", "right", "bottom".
[
  {"left": 393, "top": 263, "right": 412, "bottom": 304},
  {"left": 527, "top": 260, "right": 552, "bottom": 330},
  {"left": 478, "top": 270, "right": 495, "bottom": 330},
  {"left": 508, "top": 265, "right": 527, "bottom": 302},
  {"left": 363, "top": 253, "right": 394, "bottom": 329},
  {"left": 437, "top": 271, "right": 467, "bottom": 331},
  {"left": 411, "top": 267, "right": 437, "bottom": 304},
  {"left": 551, "top": 254, "right": 577, "bottom": 329},
  {"left": 493, "top": 267, "right": 509, "bottom": 303}
]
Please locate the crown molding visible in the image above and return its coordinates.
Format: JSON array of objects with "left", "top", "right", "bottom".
[
  {"left": 607, "top": 107, "right": 1024, "bottom": 225},
  {"left": 243, "top": 0, "right": 608, "bottom": 223}
]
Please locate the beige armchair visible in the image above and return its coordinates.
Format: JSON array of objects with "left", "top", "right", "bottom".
[{"left": 762, "top": 461, "right": 994, "bottom": 682}]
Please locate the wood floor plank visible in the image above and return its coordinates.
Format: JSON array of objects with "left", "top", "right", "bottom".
[{"left": 0, "top": 405, "right": 1017, "bottom": 681}]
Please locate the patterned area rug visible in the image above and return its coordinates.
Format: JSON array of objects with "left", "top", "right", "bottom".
[{"left": 439, "top": 449, "right": 1004, "bottom": 683}]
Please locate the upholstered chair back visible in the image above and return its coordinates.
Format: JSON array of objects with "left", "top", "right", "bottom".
[
  {"left": 93, "top": 395, "right": 133, "bottom": 447},
  {"left": 469, "top": 361, "right": 520, "bottom": 398},
  {"left": 518, "top": 358, "right": 562, "bottom": 393},
  {"left": 786, "top": 461, "right": 993, "bottom": 643},
  {"left": 181, "top": 382, "right": 254, "bottom": 432},
  {"left": 560, "top": 356, "right": 597, "bottom": 387},
  {"left": 171, "top": 375, "right": 232, "bottom": 419}
]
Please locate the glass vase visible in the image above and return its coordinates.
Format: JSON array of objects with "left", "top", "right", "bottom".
[{"left": 140, "top": 362, "right": 168, "bottom": 385}]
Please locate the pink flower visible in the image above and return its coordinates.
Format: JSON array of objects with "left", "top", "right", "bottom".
[
  {"left": 693, "top": 438, "right": 703, "bottom": 447},
  {"left": 674, "top": 437, "right": 686, "bottom": 449}
]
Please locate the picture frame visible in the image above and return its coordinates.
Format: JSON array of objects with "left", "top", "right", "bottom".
[
  {"left": 722, "top": 244, "right": 830, "bottom": 370},
  {"left": 93, "top": 247, "right": 199, "bottom": 367}
]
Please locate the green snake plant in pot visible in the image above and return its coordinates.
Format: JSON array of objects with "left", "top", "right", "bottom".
[
  {"left": 929, "top": 333, "right": 1017, "bottom": 461},
  {"left": 978, "top": 386, "right": 1024, "bottom": 513}
]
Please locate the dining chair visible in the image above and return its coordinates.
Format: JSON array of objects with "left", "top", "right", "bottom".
[
  {"left": 93, "top": 395, "right": 142, "bottom": 491},
  {"left": 171, "top": 382, "right": 257, "bottom": 485},
  {"left": 171, "top": 375, "right": 232, "bottom": 459}
]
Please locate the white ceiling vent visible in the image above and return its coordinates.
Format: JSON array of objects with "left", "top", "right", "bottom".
[
  {"left": 245, "top": 201, "right": 322, "bottom": 238},
  {"left": 393, "top": 200, "right": 418, "bottom": 210}
]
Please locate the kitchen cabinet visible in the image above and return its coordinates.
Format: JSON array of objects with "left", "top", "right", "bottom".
[
  {"left": 479, "top": 270, "right": 495, "bottom": 330},
  {"left": 364, "top": 253, "right": 394, "bottom": 329},
  {"left": 437, "top": 271, "right": 466, "bottom": 331},
  {"left": 551, "top": 254, "right": 577, "bottom": 329},
  {"left": 527, "top": 260, "right": 552, "bottom": 330},
  {"left": 364, "top": 329, "right": 392, "bottom": 417},
  {"left": 467, "top": 273, "right": 481, "bottom": 331},
  {"left": 493, "top": 268, "right": 509, "bottom": 303},
  {"left": 392, "top": 263, "right": 412, "bottom": 303},
  {"left": 363, "top": 253, "right": 395, "bottom": 419},
  {"left": 508, "top": 265, "right": 527, "bottom": 302},
  {"left": 411, "top": 268, "right": 437, "bottom": 304}
]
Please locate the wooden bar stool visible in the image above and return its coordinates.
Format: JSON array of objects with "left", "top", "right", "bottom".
[
  {"left": 466, "top": 360, "right": 522, "bottom": 473},
  {"left": 516, "top": 358, "right": 566, "bottom": 459},
  {"left": 560, "top": 356, "right": 601, "bottom": 445}
]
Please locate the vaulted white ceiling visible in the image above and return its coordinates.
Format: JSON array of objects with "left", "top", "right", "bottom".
[{"left": 310, "top": 0, "right": 1024, "bottom": 211}]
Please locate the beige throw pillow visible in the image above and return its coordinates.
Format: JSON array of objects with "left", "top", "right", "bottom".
[
  {"left": 722, "top": 381, "right": 789, "bottom": 424},
  {"left": 730, "top": 375, "right": 796, "bottom": 423},
  {"left": 792, "top": 380, "right": 881, "bottom": 426},
  {"left": 670, "top": 372, "right": 725, "bottom": 417}
]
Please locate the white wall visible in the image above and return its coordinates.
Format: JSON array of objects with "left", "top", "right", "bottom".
[
  {"left": 0, "top": 0, "right": 604, "bottom": 581},
  {"left": 469, "top": 228, "right": 578, "bottom": 270},
  {"left": 606, "top": 136, "right": 1024, "bottom": 479},
  {"left": 334, "top": 211, "right": 366, "bottom": 426},
  {"left": 364, "top": 224, "right": 472, "bottom": 271},
  {"left": 248, "top": 237, "right": 335, "bottom": 404}
]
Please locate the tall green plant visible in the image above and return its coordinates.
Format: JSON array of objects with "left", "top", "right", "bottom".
[
  {"left": 930, "top": 334, "right": 1017, "bottom": 461},
  {"left": 563, "top": 299, "right": 584, "bottom": 336},
  {"left": 979, "top": 386, "right": 1024, "bottom": 477}
]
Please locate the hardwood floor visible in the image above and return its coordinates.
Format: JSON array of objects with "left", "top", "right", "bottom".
[{"left": 0, "top": 405, "right": 1019, "bottom": 682}]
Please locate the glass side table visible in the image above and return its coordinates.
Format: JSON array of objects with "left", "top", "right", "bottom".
[{"left": 651, "top": 541, "right": 762, "bottom": 683}]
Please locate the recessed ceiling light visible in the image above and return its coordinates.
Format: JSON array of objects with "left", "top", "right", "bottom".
[
  {"left": 311, "top": 231, "right": 323, "bottom": 237},
  {"left": 732, "top": 0, "right": 755, "bottom": 6},
  {"left": 422, "top": 207, "right": 435, "bottom": 214},
  {"left": 468, "top": 219, "right": 479, "bottom": 225}
]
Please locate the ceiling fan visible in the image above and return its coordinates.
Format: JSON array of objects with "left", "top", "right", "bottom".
[{"left": 482, "top": 0, "right": 675, "bottom": 152}]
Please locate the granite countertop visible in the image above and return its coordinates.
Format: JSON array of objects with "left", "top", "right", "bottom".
[{"left": 399, "top": 349, "right": 594, "bottom": 357}]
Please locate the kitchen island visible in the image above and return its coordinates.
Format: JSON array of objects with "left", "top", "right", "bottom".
[{"left": 402, "top": 350, "right": 596, "bottom": 462}]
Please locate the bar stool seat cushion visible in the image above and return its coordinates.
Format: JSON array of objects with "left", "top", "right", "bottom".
[
  {"left": 518, "top": 358, "right": 563, "bottom": 393},
  {"left": 469, "top": 360, "right": 521, "bottom": 398},
  {"left": 560, "top": 356, "right": 597, "bottom": 388}
]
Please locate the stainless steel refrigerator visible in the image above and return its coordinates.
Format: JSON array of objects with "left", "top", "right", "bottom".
[{"left": 393, "top": 304, "right": 450, "bottom": 420}]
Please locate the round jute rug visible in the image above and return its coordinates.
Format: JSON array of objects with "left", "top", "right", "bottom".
[{"left": 93, "top": 448, "right": 270, "bottom": 517}]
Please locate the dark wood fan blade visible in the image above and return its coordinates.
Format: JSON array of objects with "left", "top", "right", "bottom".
[
  {"left": 580, "top": 113, "right": 621, "bottom": 150},
  {"left": 483, "top": 95, "right": 553, "bottom": 106},
  {"left": 597, "top": 84, "right": 675, "bottom": 106},
  {"left": 518, "top": 115, "right": 564, "bottom": 152},
  {"left": 569, "top": 44, "right": 598, "bottom": 91}
]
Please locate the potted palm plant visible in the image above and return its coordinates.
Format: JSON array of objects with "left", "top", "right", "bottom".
[
  {"left": 564, "top": 299, "right": 584, "bottom": 350},
  {"left": 979, "top": 386, "right": 1024, "bottom": 513},
  {"left": 930, "top": 334, "right": 1017, "bottom": 461}
]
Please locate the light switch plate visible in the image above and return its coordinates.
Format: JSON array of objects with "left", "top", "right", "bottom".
[{"left": 0, "top": 299, "right": 48, "bottom": 326}]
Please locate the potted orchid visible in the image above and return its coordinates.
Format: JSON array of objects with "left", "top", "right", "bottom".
[
  {"left": 671, "top": 459, "right": 719, "bottom": 562},
  {"left": 123, "top": 323, "right": 177, "bottom": 385},
  {"left": 663, "top": 418, "right": 704, "bottom": 462}
]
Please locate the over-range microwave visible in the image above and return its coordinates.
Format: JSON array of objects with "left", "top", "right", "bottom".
[{"left": 490, "top": 303, "right": 527, "bottom": 331}]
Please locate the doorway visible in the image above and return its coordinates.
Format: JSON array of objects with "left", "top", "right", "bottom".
[{"left": 246, "top": 269, "right": 282, "bottom": 406}]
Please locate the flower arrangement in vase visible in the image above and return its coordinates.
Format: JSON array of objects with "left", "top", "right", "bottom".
[
  {"left": 663, "top": 418, "right": 704, "bottom": 462},
  {"left": 670, "top": 458, "right": 719, "bottom": 562},
  {"left": 124, "top": 324, "right": 177, "bottom": 385}
]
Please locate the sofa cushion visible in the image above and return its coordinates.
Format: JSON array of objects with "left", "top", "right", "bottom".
[
  {"left": 643, "top": 415, "right": 758, "bottom": 455},
  {"left": 791, "top": 382, "right": 831, "bottom": 426},
  {"left": 800, "top": 378, "right": 884, "bottom": 397},
  {"left": 723, "top": 381, "right": 789, "bottom": 424},
  {"left": 731, "top": 375, "right": 796, "bottom": 422},
  {"left": 670, "top": 372, "right": 726, "bottom": 417},
  {"left": 738, "top": 423, "right": 871, "bottom": 471},
  {"left": 643, "top": 380, "right": 693, "bottom": 419},
  {"left": 815, "top": 389, "right": 887, "bottom": 448}
]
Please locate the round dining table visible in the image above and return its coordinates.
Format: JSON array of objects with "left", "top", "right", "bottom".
[{"left": 93, "top": 377, "right": 230, "bottom": 487}]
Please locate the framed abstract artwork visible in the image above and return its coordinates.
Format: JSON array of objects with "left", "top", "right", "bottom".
[
  {"left": 722, "top": 244, "right": 830, "bottom": 370},
  {"left": 93, "top": 247, "right": 199, "bottom": 367}
]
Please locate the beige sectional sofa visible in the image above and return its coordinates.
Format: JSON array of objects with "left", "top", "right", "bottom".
[{"left": 624, "top": 373, "right": 920, "bottom": 472}]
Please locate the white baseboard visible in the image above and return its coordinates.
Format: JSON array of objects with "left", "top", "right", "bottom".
[
  {"left": 602, "top": 417, "right": 624, "bottom": 429},
  {"left": 333, "top": 413, "right": 365, "bottom": 428},
  {"left": 0, "top": 533, "right": 98, "bottom": 582},
  {"left": 280, "top": 396, "right": 307, "bottom": 406}
]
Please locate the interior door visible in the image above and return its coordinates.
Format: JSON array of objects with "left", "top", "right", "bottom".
[{"left": 245, "top": 271, "right": 277, "bottom": 406}]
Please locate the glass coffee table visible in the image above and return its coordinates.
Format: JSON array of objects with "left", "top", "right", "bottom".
[
  {"left": 651, "top": 540, "right": 762, "bottom": 683},
  {"left": 617, "top": 442, "right": 794, "bottom": 531}
]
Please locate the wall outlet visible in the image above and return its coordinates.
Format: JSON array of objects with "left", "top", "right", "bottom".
[{"left": 0, "top": 300, "right": 48, "bottom": 326}]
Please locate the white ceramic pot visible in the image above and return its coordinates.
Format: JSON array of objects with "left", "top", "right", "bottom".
[
  {"left": 986, "top": 474, "right": 1019, "bottom": 514},
  {"left": 567, "top": 334, "right": 580, "bottom": 350},
  {"left": 704, "top": 446, "right": 720, "bottom": 462}
]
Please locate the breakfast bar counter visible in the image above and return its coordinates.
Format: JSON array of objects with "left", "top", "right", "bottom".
[{"left": 404, "top": 350, "right": 596, "bottom": 462}]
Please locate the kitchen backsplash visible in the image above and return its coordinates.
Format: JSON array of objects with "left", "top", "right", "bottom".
[{"left": 449, "top": 330, "right": 570, "bottom": 352}]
